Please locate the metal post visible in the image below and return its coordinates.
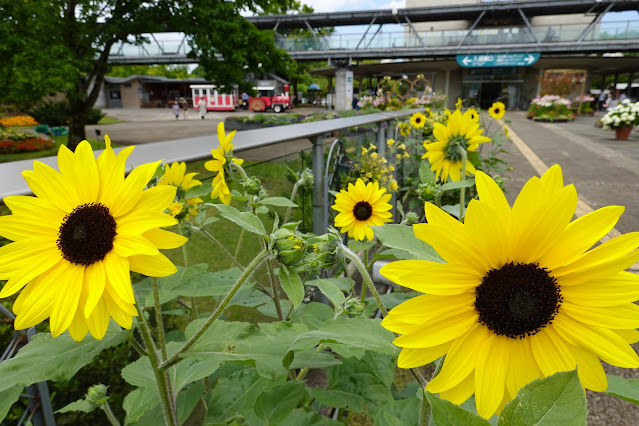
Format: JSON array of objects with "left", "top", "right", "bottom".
[
  {"left": 377, "top": 122, "right": 386, "bottom": 152},
  {"left": 312, "top": 134, "right": 326, "bottom": 235}
]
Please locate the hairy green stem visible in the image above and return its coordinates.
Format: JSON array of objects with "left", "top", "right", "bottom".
[
  {"left": 100, "top": 400, "right": 121, "bottom": 426},
  {"left": 260, "top": 238, "right": 283, "bottom": 320},
  {"left": 232, "top": 228, "right": 245, "bottom": 267},
  {"left": 339, "top": 245, "right": 387, "bottom": 316},
  {"left": 135, "top": 303, "right": 177, "bottom": 426},
  {"left": 128, "top": 335, "right": 147, "bottom": 356},
  {"left": 419, "top": 394, "right": 431, "bottom": 426},
  {"left": 283, "top": 179, "right": 301, "bottom": 224},
  {"left": 152, "top": 277, "right": 168, "bottom": 361},
  {"left": 359, "top": 248, "right": 369, "bottom": 303},
  {"left": 160, "top": 249, "right": 271, "bottom": 369}
]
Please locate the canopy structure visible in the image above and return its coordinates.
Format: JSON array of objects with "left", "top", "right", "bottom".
[{"left": 308, "top": 83, "right": 321, "bottom": 90}]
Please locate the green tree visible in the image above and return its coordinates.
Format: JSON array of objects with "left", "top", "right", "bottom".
[{"left": 0, "top": 0, "right": 297, "bottom": 150}]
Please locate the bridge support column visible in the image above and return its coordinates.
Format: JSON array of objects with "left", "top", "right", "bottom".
[{"left": 335, "top": 67, "right": 354, "bottom": 111}]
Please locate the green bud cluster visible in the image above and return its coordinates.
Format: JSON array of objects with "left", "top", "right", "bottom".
[
  {"left": 270, "top": 225, "right": 341, "bottom": 272},
  {"left": 417, "top": 181, "right": 441, "bottom": 202},
  {"left": 86, "top": 384, "right": 109, "bottom": 406},
  {"left": 272, "top": 224, "right": 307, "bottom": 267},
  {"left": 401, "top": 211, "right": 420, "bottom": 225},
  {"left": 243, "top": 176, "right": 263, "bottom": 196},
  {"left": 343, "top": 297, "right": 366, "bottom": 318},
  {"left": 299, "top": 168, "right": 314, "bottom": 190}
]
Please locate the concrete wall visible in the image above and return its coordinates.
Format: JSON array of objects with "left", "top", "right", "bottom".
[{"left": 120, "top": 81, "right": 141, "bottom": 108}]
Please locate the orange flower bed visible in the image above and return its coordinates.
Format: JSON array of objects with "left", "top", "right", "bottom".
[
  {"left": 0, "top": 137, "right": 54, "bottom": 154},
  {"left": 0, "top": 115, "right": 39, "bottom": 127}
]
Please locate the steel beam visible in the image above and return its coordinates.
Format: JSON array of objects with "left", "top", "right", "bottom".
[
  {"left": 355, "top": 16, "right": 378, "bottom": 50},
  {"left": 577, "top": 3, "right": 615, "bottom": 43},
  {"left": 517, "top": 8, "right": 540, "bottom": 44},
  {"left": 457, "top": 11, "right": 486, "bottom": 47},
  {"left": 405, "top": 16, "right": 425, "bottom": 48}
]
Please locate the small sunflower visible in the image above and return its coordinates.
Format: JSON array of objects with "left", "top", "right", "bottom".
[
  {"left": 158, "top": 162, "right": 203, "bottom": 217},
  {"left": 399, "top": 122, "right": 411, "bottom": 137},
  {"left": 504, "top": 125, "right": 510, "bottom": 138},
  {"left": 422, "top": 109, "right": 491, "bottom": 182},
  {"left": 455, "top": 98, "right": 463, "bottom": 109},
  {"left": 0, "top": 137, "right": 186, "bottom": 341},
  {"left": 380, "top": 165, "right": 639, "bottom": 419},
  {"left": 410, "top": 112, "right": 427, "bottom": 129},
  {"left": 464, "top": 108, "right": 479, "bottom": 122},
  {"left": 425, "top": 107, "right": 433, "bottom": 118},
  {"left": 205, "top": 122, "right": 244, "bottom": 205},
  {"left": 332, "top": 179, "right": 393, "bottom": 241},
  {"left": 489, "top": 101, "right": 506, "bottom": 120}
]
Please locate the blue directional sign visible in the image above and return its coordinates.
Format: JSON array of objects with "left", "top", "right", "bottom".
[{"left": 456, "top": 53, "right": 540, "bottom": 68}]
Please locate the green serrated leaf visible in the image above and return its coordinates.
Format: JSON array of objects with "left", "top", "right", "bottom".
[
  {"left": 285, "top": 408, "right": 343, "bottom": 425},
  {"left": 440, "top": 204, "right": 462, "bottom": 219},
  {"left": 279, "top": 265, "right": 305, "bottom": 310},
  {"left": 214, "top": 204, "right": 266, "bottom": 235},
  {"left": 185, "top": 183, "right": 213, "bottom": 199},
  {"left": 419, "top": 161, "right": 436, "bottom": 184},
  {"left": 184, "top": 320, "right": 308, "bottom": 380},
  {"left": 123, "top": 387, "right": 157, "bottom": 425},
  {"left": 374, "top": 398, "right": 420, "bottom": 426},
  {"left": 290, "top": 317, "right": 397, "bottom": 355},
  {"left": 255, "top": 205, "right": 269, "bottom": 215},
  {"left": 348, "top": 239, "right": 377, "bottom": 252},
  {"left": 440, "top": 179, "right": 475, "bottom": 191},
  {"left": 306, "top": 277, "right": 353, "bottom": 292},
  {"left": 315, "top": 279, "right": 346, "bottom": 308},
  {"left": 0, "top": 386, "right": 23, "bottom": 422},
  {"left": 313, "top": 387, "right": 368, "bottom": 412},
  {"left": 425, "top": 391, "right": 490, "bottom": 426},
  {"left": 0, "top": 324, "right": 127, "bottom": 393},
  {"left": 372, "top": 224, "right": 442, "bottom": 262},
  {"left": 56, "top": 399, "right": 97, "bottom": 414},
  {"left": 259, "top": 197, "right": 298, "bottom": 208},
  {"left": 605, "top": 374, "right": 639, "bottom": 404},
  {"left": 468, "top": 151, "right": 481, "bottom": 166},
  {"left": 255, "top": 381, "right": 307, "bottom": 425},
  {"left": 290, "top": 302, "right": 336, "bottom": 330},
  {"left": 200, "top": 216, "right": 220, "bottom": 227},
  {"left": 498, "top": 370, "right": 587, "bottom": 425},
  {"left": 289, "top": 350, "right": 342, "bottom": 369}
]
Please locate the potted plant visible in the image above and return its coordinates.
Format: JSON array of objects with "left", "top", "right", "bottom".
[{"left": 600, "top": 99, "right": 639, "bottom": 140}]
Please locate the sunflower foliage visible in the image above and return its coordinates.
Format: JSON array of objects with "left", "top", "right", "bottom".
[{"left": 1, "top": 119, "right": 639, "bottom": 426}]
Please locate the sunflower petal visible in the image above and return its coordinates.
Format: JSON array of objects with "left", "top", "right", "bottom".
[{"left": 129, "top": 253, "right": 178, "bottom": 277}]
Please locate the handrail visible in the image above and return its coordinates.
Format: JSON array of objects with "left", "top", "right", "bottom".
[{"left": 0, "top": 108, "right": 422, "bottom": 201}]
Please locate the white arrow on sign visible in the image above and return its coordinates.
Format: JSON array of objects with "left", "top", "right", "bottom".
[
  {"left": 524, "top": 54, "right": 535, "bottom": 64},
  {"left": 462, "top": 56, "right": 473, "bottom": 66}
]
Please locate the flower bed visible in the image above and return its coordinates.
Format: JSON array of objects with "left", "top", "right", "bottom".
[
  {"left": 0, "top": 115, "right": 39, "bottom": 127},
  {"left": 526, "top": 95, "right": 574, "bottom": 122},
  {"left": 600, "top": 99, "right": 639, "bottom": 129},
  {"left": 0, "top": 128, "right": 54, "bottom": 153}
]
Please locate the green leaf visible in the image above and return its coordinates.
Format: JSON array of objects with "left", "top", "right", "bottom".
[
  {"left": 440, "top": 204, "right": 462, "bottom": 219},
  {"left": 419, "top": 161, "right": 436, "bottom": 184},
  {"left": 56, "top": 399, "right": 97, "bottom": 414},
  {"left": 0, "top": 324, "right": 127, "bottom": 393},
  {"left": 290, "top": 317, "right": 397, "bottom": 356},
  {"left": 306, "top": 277, "right": 353, "bottom": 293},
  {"left": 440, "top": 179, "right": 475, "bottom": 191},
  {"left": 279, "top": 265, "right": 305, "bottom": 310},
  {"left": 0, "top": 386, "right": 23, "bottom": 422},
  {"left": 123, "top": 388, "right": 157, "bottom": 425},
  {"left": 289, "top": 350, "right": 342, "bottom": 369},
  {"left": 467, "top": 151, "right": 481, "bottom": 167},
  {"left": 312, "top": 388, "right": 367, "bottom": 413},
  {"left": 372, "top": 224, "right": 442, "bottom": 262},
  {"left": 185, "top": 183, "right": 213, "bottom": 199},
  {"left": 290, "top": 302, "right": 335, "bottom": 330},
  {"left": 255, "top": 205, "right": 269, "bottom": 215},
  {"left": 374, "top": 398, "right": 420, "bottom": 426},
  {"left": 348, "top": 239, "right": 377, "bottom": 252},
  {"left": 259, "top": 197, "right": 298, "bottom": 208},
  {"left": 425, "top": 392, "right": 490, "bottom": 425},
  {"left": 184, "top": 320, "right": 308, "bottom": 379},
  {"left": 498, "top": 370, "right": 587, "bottom": 425},
  {"left": 605, "top": 374, "right": 639, "bottom": 404},
  {"left": 364, "top": 292, "right": 418, "bottom": 316},
  {"left": 285, "top": 408, "right": 342, "bottom": 425},
  {"left": 255, "top": 381, "right": 308, "bottom": 425},
  {"left": 323, "top": 352, "right": 396, "bottom": 415},
  {"left": 214, "top": 204, "right": 267, "bottom": 235},
  {"left": 206, "top": 364, "right": 274, "bottom": 425},
  {"left": 315, "top": 278, "right": 346, "bottom": 308}
]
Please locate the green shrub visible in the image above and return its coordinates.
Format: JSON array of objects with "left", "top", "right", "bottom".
[
  {"left": 28, "top": 101, "right": 104, "bottom": 126},
  {"left": 87, "top": 108, "right": 105, "bottom": 125}
]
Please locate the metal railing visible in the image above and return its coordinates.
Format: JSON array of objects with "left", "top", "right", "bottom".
[{"left": 0, "top": 108, "right": 421, "bottom": 236}]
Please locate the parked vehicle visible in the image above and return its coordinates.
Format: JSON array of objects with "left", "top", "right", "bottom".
[
  {"left": 249, "top": 84, "right": 291, "bottom": 113},
  {"left": 190, "top": 85, "right": 238, "bottom": 111}
]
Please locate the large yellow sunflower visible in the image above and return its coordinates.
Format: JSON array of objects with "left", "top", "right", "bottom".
[
  {"left": 332, "top": 179, "right": 393, "bottom": 241},
  {"left": 488, "top": 101, "right": 506, "bottom": 120},
  {"left": 380, "top": 165, "right": 639, "bottom": 419},
  {"left": 158, "top": 162, "right": 203, "bottom": 217},
  {"left": 422, "top": 109, "right": 490, "bottom": 182},
  {"left": 205, "top": 122, "right": 244, "bottom": 205},
  {"left": 0, "top": 137, "right": 186, "bottom": 341},
  {"left": 410, "top": 112, "right": 426, "bottom": 129}
]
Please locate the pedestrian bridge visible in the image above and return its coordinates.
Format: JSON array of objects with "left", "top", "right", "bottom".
[{"left": 108, "top": 18, "right": 639, "bottom": 64}]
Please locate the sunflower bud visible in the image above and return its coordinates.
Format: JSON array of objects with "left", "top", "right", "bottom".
[
  {"left": 417, "top": 181, "right": 440, "bottom": 201},
  {"left": 299, "top": 168, "right": 314, "bottom": 190},
  {"left": 343, "top": 297, "right": 366, "bottom": 318},
  {"left": 402, "top": 211, "right": 420, "bottom": 225},
  {"left": 243, "top": 176, "right": 262, "bottom": 195},
  {"left": 86, "top": 384, "right": 109, "bottom": 405},
  {"left": 272, "top": 226, "right": 307, "bottom": 267}
]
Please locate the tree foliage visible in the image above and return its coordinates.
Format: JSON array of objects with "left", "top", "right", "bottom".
[{"left": 0, "top": 0, "right": 299, "bottom": 150}]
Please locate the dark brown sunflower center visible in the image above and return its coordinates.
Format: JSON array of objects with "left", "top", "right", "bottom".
[
  {"left": 474, "top": 262, "right": 562, "bottom": 339},
  {"left": 494, "top": 108, "right": 501, "bottom": 114},
  {"left": 415, "top": 117, "right": 422, "bottom": 124},
  {"left": 57, "top": 203, "right": 117, "bottom": 266},
  {"left": 353, "top": 201, "right": 373, "bottom": 221}
]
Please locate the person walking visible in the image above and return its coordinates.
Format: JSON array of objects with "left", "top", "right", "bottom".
[
  {"left": 173, "top": 102, "right": 180, "bottom": 120},
  {"left": 180, "top": 98, "right": 189, "bottom": 120},
  {"left": 198, "top": 97, "right": 207, "bottom": 120}
]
